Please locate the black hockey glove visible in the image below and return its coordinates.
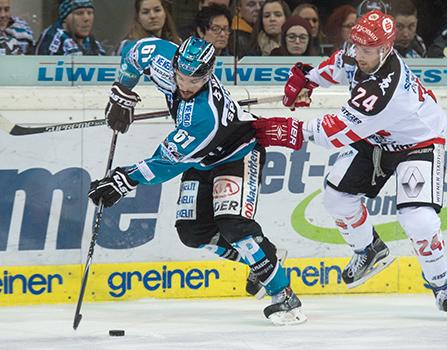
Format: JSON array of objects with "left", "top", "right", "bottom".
[
  {"left": 105, "top": 82, "right": 141, "bottom": 133},
  {"left": 88, "top": 167, "right": 139, "bottom": 208}
]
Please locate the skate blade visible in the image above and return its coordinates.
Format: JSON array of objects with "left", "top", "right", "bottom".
[
  {"left": 268, "top": 307, "right": 307, "bottom": 326},
  {"left": 255, "top": 249, "right": 288, "bottom": 300},
  {"left": 347, "top": 255, "right": 395, "bottom": 289},
  {"left": 255, "top": 287, "right": 267, "bottom": 300}
]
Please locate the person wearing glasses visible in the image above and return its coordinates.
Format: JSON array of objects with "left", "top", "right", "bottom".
[
  {"left": 270, "top": 15, "right": 312, "bottom": 56},
  {"left": 324, "top": 5, "right": 357, "bottom": 55},
  {"left": 195, "top": 4, "right": 232, "bottom": 56}
]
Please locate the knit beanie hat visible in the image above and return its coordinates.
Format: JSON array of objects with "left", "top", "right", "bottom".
[
  {"left": 59, "top": 0, "right": 95, "bottom": 21},
  {"left": 281, "top": 15, "right": 312, "bottom": 41}
]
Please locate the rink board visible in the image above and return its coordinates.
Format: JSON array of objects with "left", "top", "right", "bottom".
[
  {"left": 0, "top": 256, "right": 430, "bottom": 306},
  {"left": 0, "top": 86, "right": 446, "bottom": 306}
]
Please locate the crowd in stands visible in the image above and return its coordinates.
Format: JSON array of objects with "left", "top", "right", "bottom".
[{"left": 1, "top": 0, "right": 447, "bottom": 58}]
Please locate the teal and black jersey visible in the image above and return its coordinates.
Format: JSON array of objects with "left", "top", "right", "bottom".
[{"left": 117, "top": 38, "right": 257, "bottom": 185}]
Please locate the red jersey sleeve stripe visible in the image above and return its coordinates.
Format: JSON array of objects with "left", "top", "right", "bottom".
[
  {"left": 345, "top": 129, "right": 362, "bottom": 142},
  {"left": 330, "top": 138, "right": 345, "bottom": 148},
  {"left": 318, "top": 51, "right": 338, "bottom": 69},
  {"left": 320, "top": 71, "right": 339, "bottom": 84}
]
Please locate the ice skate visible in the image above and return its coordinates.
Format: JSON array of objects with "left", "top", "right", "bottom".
[
  {"left": 342, "top": 230, "right": 395, "bottom": 289},
  {"left": 263, "top": 287, "right": 307, "bottom": 325},
  {"left": 430, "top": 284, "right": 447, "bottom": 312},
  {"left": 246, "top": 249, "right": 287, "bottom": 299}
]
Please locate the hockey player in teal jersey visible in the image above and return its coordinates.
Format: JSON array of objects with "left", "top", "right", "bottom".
[{"left": 88, "top": 36, "right": 306, "bottom": 325}]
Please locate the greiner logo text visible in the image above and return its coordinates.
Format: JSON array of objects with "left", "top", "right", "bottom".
[
  {"left": 0, "top": 271, "right": 63, "bottom": 295},
  {"left": 286, "top": 261, "right": 342, "bottom": 287},
  {"left": 108, "top": 265, "right": 220, "bottom": 297}
]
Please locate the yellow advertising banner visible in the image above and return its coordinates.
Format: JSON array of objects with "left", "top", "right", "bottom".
[{"left": 0, "top": 257, "right": 429, "bottom": 306}]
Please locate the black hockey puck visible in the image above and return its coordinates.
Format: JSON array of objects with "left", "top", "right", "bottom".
[{"left": 109, "top": 329, "right": 125, "bottom": 336}]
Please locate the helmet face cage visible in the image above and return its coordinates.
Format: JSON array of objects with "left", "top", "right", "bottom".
[
  {"left": 357, "top": 0, "right": 391, "bottom": 16},
  {"left": 172, "top": 37, "right": 216, "bottom": 79}
]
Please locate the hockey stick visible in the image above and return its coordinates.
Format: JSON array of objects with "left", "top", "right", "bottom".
[
  {"left": 0, "top": 95, "right": 283, "bottom": 136},
  {"left": 73, "top": 130, "right": 119, "bottom": 330}
]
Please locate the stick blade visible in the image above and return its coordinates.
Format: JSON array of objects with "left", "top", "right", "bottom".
[
  {"left": 73, "top": 313, "right": 82, "bottom": 330},
  {"left": 0, "top": 113, "right": 15, "bottom": 134}
]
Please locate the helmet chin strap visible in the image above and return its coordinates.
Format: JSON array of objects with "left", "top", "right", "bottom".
[{"left": 369, "top": 45, "right": 393, "bottom": 75}]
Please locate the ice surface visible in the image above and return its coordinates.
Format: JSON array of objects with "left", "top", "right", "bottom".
[{"left": 1, "top": 294, "right": 446, "bottom": 350}]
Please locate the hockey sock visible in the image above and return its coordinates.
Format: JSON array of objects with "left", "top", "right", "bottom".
[
  {"left": 231, "top": 235, "right": 289, "bottom": 295},
  {"left": 200, "top": 232, "right": 245, "bottom": 263},
  {"left": 334, "top": 203, "right": 374, "bottom": 252},
  {"left": 399, "top": 207, "right": 447, "bottom": 287}
]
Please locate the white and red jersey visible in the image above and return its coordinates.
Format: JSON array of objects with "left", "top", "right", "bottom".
[{"left": 304, "top": 49, "right": 447, "bottom": 152}]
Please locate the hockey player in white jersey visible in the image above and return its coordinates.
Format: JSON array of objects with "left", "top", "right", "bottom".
[
  {"left": 253, "top": 10, "right": 447, "bottom": 312},
  {"left": 88, "top": 36, "right": 306, "bottom": 325}
]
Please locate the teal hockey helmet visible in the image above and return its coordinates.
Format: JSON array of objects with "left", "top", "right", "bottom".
[{"left": 172, "top": 36, "right": 216, "bottom": 78}]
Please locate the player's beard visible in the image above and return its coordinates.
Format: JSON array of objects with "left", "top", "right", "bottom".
[{"left": 179, "top": 89, "right": 195, "bottom": 100}]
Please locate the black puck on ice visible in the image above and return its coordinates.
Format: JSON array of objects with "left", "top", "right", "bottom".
[{"left": 109, "top": 329, "right": 125, "bottom": 336}]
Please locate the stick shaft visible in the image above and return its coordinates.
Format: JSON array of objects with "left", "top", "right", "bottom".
[
  {"left": 73, "top": 130, "right": 118, "bottom": 330},
  {"left": 0, "top": 95, "right": 283, "bottom": 136}
]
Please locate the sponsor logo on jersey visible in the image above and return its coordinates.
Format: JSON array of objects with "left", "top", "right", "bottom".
[
  {"left": 401, "top": 166, "right": 425, "bottom": 198},
  {"left": 150, "top": 55, "right": 173, "bottom": 81},
  {"left": 176, "top": 181, "right": 198, "bottom": 219},
  {"left": 378, "top": 72, "right": 395, "bottom": 95},
  {"left": 211, "top": 78, "right": 223, "bottom": 102},
  {"left": 161, "top": 141, "right": 182, "bottom": 163},
  {"left": 178, "top": 100, "right": 194, "bottom": 127},
  {"left": 213, "top": 178, "right": 241, "bottom": 198},
  {"left": 213, "top": 176, "right": 242, "bottom": 216},
  {"left": 341, "top": 107, "right": 362, "bottom": 124},
  {"left": 242, "top": 150, "right": 260, "bottom": 219}
]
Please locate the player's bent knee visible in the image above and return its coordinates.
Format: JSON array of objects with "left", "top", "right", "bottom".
[
  {"left": 398, "top": 206, "right": 441, "bottom": 239},
  {"left": 214, "top": 216, "right": 263, "bottom": 243}
]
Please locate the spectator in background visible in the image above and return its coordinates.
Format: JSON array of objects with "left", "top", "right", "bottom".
[
  {"left": 250, "top": 0, "right": 290, "bottom": 56},
  {"left": 325, "top": 5, "right": 356, "bottom": 54},
  {"left": 195, "top": 4, "right": 232, "bottom": 56},
  {"left": 428, "top": 24, "right": 447, "bottom": 58},
  {"left": 230, "top": 0, "right": 264, "bottom": 57},
  {"left": 270, "top": 15, "right": 312, "bottom": 56},
  {"left": 392, "top": 0, "right": 426, "bottom": 58},
  {"left": 0, "top": 0, "right": 34, "bottom": 54},
  {"left": 179, "top": 0, "right": 232, "bottom": 40},
  {"left": 199, "top": 0, "right": 231, "bottom": 9},
  {"left": 35, "top": 0, "right": 105, "bottom": 55},
  {"left": 116, "top": 0, "right": 180, "bottom": 56},
  {"left": 292, "top": 3, "right": 324, "bottom": 55}
]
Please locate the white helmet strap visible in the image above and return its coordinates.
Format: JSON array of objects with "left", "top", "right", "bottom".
[{"left": 369, "top": 45, "right": 393, "bottom": 75}]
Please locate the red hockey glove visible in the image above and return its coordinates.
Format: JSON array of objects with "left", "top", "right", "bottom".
[
  {"left": 252, "top": 117, "right": 303, "bottom": 150},
  {"left": 283, "top": 63, "right": 318, "bottom": 110}
]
